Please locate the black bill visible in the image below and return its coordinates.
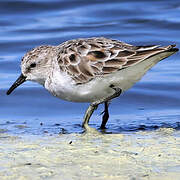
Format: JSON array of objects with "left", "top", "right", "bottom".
[{"left": 6, "top": 74, "right": 27, "bottom": 95}]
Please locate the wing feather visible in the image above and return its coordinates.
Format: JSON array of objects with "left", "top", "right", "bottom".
[{"left": 57, "top": 37, "right": 176, "bottom": 84}]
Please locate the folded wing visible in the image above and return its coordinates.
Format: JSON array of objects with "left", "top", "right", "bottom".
[{"left": 57, "top": 37, "right": 176, "bottom": 84}]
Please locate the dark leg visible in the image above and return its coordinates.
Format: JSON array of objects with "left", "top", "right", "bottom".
[
  {"left": 100, "top": 101, "right": 109, "bottom": 129},
  {"left": 82, "top": 103, "right": 98, "bottom": 131},
  {"left": 82, "top": 87, "right": 122, "bottom": 132}
]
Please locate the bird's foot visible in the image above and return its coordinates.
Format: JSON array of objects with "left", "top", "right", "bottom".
[
  {"left": 82, "top": 103, "right": 101, "bottom": 134},
  {"left": 83, "top": 123, "right": 101, "bottom": 135}
]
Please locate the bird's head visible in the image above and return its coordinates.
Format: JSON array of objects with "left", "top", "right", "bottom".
[{"left": 7, "top": 45, "right": 56, "bottom": 95}]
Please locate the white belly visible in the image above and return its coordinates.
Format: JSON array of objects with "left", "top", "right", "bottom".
[
  {"left": 45, "top": 51, "right": 174, "bottom": 103},
  {"left": 45, "top": 71, "right": 114, "bottom": 102}
]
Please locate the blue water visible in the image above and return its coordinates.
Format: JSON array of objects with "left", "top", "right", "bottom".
[{"left": 1, "top": 0, "right": 180, "bottom": 135}]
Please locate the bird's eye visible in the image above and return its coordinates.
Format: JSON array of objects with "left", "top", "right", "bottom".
[{"left": 30, "top": 63, "right": 36, "bottom": 68}]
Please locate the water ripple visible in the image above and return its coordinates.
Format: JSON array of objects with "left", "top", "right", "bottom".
[{"left": 0, "top": 0, "right": 180, "bottom": 134}]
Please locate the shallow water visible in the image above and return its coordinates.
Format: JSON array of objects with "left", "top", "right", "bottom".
[{"left": 1, "top": 0, "right": 180, "bottom": 135}]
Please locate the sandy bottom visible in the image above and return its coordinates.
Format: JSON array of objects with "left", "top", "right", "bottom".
[{"left": 0, "top": 128, "right": 180, "bottom": 180}]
